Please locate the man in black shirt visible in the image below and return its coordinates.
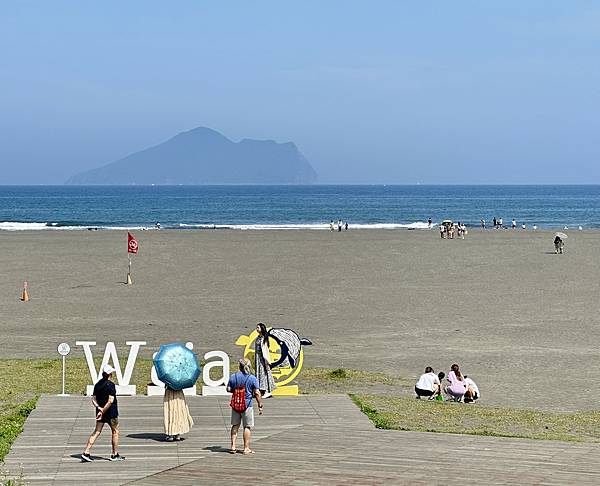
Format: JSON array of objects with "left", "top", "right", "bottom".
[{"left": 81, "top": 365, "right": 125, "bottom": 462}]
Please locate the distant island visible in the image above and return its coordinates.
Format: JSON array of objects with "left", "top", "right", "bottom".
[{"left": 66, "top": 127, "right": 318, "bottom": 185}]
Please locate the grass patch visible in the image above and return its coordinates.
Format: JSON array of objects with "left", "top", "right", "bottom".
[
  {"left": 298, "top": 367, "right": 411, "bottom": 394},
  {"left": 328, "top": 368, "right": 347, "bottom": 379},
  {"left": 351, "top": 394, "right": 600, "bottom": 443},
  {"left": 0, "top": 399, "right": 36, "bottom": 462}
]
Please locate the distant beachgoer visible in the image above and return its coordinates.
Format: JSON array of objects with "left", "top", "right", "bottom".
[
  {"left": 533, "top": 224, "right": 537, "bottom": 230},
  {"left": 440, "top": 225, "right": 445, "bottom": 239},
  {"left": 254, "top": 323, "right": 275, "bottom": 398},
  {"left": 554, "top": 236, "right": 564, "bottom": 254},
  {"left": 444, "top": 363, "right": 467, "bottom": 402},
  {"left": 227, "top": 358, "right": 264, "bottom": 455},
  {"left": 492, "top": 217, "right": 497, "bottom": 228},
  {"left": 428, "top": 218, "right": 432, "bottom": 229},
  {"left": 460, "top": 223, "right": 467, "bottom": 239},
  {"left": 463, "top": 375, "right": 480, "bottom": 403},
  {"left": 414, "top": 366, "right": 440, "bottom": 399},
  {"left": 481, "top": 219, "right": 485, "bottom": 230},
  {"left": 155, "top": 222, "right": 161, "bottom": 230},
  {"left": 522, "top": 224, "right": 526, "bottom": 230},
  {"left": 499, "top": 218, "right": 503, "bottom": 228},
  {"left": 164, "top": 386, "right": 194, "bottom": 441},
  {"left": 81, "top": 365, "right": 125, "bottom": 462},
  {"left": 511, "top": 219, "right": 516, "bottom": 230},
  {"left": 345, "top": 222, "right": 348, "bottom": 231},
  {"left": 338, "top": 220, "right": 342, "bottom": 232},
  {"left": 329, "top": 221, "right": 334, "bottom": 231}
]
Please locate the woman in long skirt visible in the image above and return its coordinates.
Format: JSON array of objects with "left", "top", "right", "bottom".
[
  {"left": 255, "top": 322, "right": 276, "bottom": 398},
  {"left": 163, "top": 386, "right": 194, "bottom": 441}
]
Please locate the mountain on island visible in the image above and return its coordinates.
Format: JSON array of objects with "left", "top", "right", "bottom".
[{"left": 66, "top": 127, "right": 318, "bottom": 185}]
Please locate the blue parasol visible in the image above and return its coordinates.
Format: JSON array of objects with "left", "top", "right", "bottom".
[{"left": 153, "top": 343, "right": 201, "bottom": 391}]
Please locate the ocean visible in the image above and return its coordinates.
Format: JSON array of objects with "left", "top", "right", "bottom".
[{"left": 0, "top": 185, "right": 599, "bottom": 230}]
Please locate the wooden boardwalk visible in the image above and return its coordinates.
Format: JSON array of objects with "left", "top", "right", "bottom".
[{"left": 4, "top": 395, "right": 600, "bottom": 485}]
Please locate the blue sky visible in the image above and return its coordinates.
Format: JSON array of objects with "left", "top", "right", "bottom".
[{"left": 1, "top": 1, "right": 599, "bottom": 184}]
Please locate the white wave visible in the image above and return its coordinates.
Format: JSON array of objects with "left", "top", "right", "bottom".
[
  {"left": 0, "top": 222, "right": 52, "bottom": 231},
  {"left": 0, "top": 222, "right": 153, "bottom": 231},
  {"left": 349, "top": 222, "right": 433, "bottom": 230},
  {"left": 1, "top": 221, "right": 434, "bottom": 231},
  {"left": 180, "top": 222, "right": 433, "bottom": 230}
]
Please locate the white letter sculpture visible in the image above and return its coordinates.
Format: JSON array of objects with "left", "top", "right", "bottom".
[
  {"left": 76, "top": 341, "right": 146, "bottom": 396},
  {"left": 201, "top": 350, "right": 230, "bottom": 396}
]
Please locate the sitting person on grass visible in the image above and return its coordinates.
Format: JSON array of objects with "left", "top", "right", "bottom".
[
  {"left": 463, "top": 375, "right": 480, "bottom": 403},
  {"left": 444, "top": 363, "right": 467, "bottom": 402},
  {"left": 414, "top": 366, "right": 440, "bottom": 399}
]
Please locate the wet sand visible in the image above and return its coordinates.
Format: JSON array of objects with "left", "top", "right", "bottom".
[{"left": 1, "top": 229, "right": 598, "bottom": 411}]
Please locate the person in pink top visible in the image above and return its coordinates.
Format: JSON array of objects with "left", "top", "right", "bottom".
[{"left": 444, "top": 363, "right": 467, "bottom": 402}]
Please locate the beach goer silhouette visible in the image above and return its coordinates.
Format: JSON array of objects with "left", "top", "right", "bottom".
[{"left": 554, "top": 236, "right": 564, "bottom": 254}]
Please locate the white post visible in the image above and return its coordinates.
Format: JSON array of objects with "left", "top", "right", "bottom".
[
  {"left": 61, "top": 355, "right": 66, "bottom": 395},
  {"left": 127, "top": 253, "right": 132, "bottom": 285},
  {"left": 57, "top": 342, "right": 71, "bottom": 396}
]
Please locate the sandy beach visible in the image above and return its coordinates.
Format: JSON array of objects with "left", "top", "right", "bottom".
[{"left": 1, "top": 228, "right": 598, "bottom": 411}]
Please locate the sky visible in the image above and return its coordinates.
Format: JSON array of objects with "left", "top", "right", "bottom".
[{"left": 1, "top": 1, "right": 600, "bottom": 184}]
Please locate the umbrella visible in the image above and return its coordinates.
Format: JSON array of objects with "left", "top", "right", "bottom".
[
  {"left": 555, "top": 232, "right": 568, "bottom": 239},
  {"left": 153, "top": 343, "right": 201, "bottom": 390},
  {"left": 442, "top": 220, "right": 453, "bottom": 224}
]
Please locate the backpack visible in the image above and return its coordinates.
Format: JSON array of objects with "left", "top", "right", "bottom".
[{"left": 230, "top": 375, "right": 249, "bottom": 413}]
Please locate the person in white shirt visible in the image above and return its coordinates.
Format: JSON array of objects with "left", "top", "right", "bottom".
[
  {"left": 463, "top": 375, "right": 480, "bottom": 403},
  {"left": 414, "top": 367, "right": 440, "bottom": 399}
]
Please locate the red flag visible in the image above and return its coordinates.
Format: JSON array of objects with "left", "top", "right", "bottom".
[{"left": 127, "top": 232, "right": 138, "bottom": 254}]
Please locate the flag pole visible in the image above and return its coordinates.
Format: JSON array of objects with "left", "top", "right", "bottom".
[{"left": 127, "top": 252, "right": 132, "bottom": 285}]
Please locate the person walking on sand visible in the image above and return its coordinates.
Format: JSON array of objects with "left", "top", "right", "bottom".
[
  {"left": 228, "top": 358, "right": 264, "bottom": 455},
  {"left": 255, "top": 322, "right": 276, "bottom": 398},
  {"left": 163, "top": 385, "right": 194, "bottom": 441},
  {"left": 554, "top": 235, "right": 564, "bottom": 254},
  {"left": 81, "top": 365, "right": 125, "bottom": 462}
]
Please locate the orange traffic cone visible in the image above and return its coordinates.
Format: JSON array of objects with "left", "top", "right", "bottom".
[{"left": 21, "top": 281, "right": 29, "bottom": 302}]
